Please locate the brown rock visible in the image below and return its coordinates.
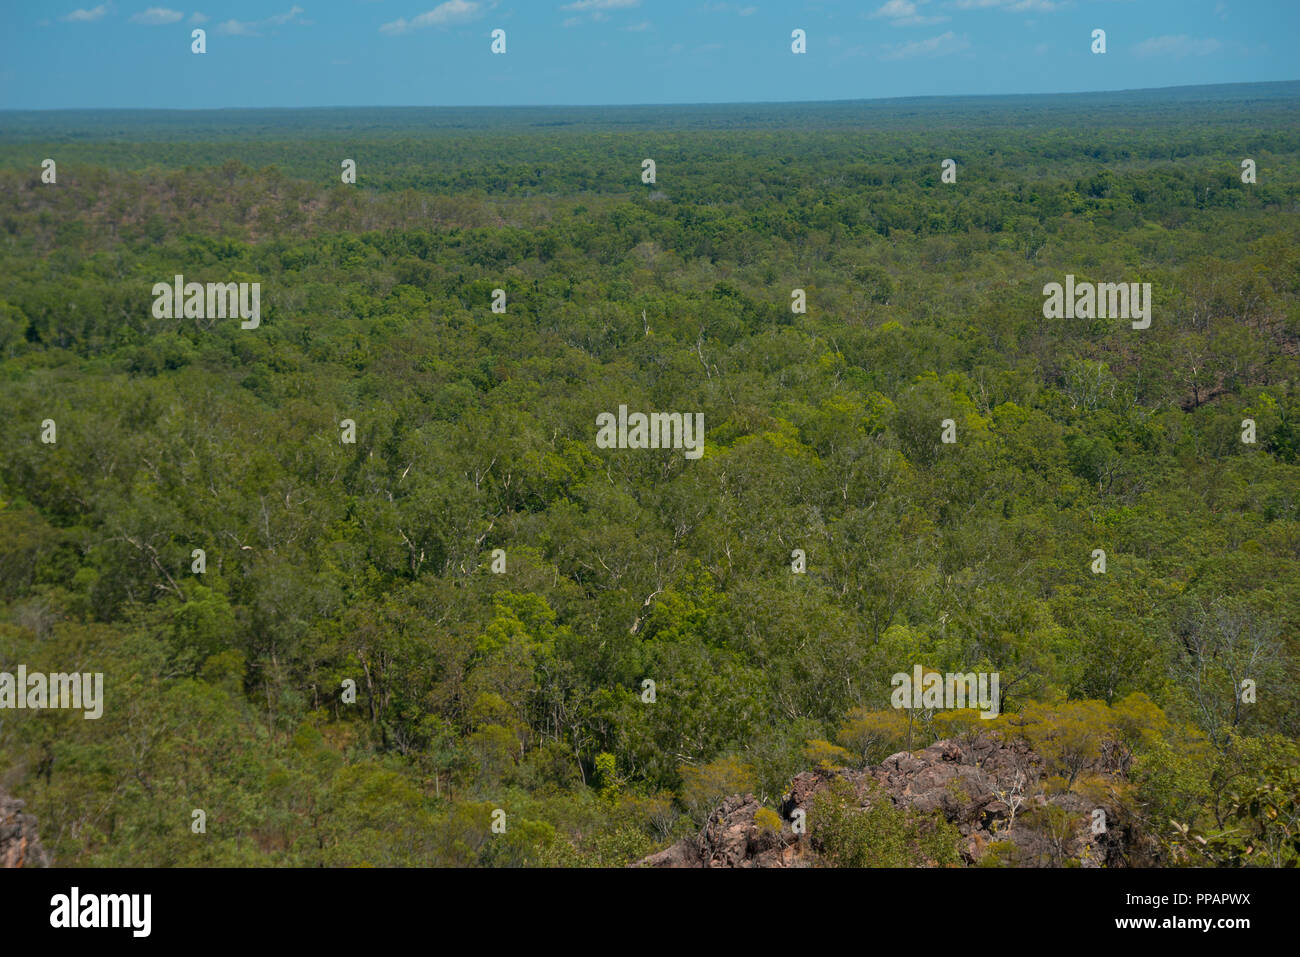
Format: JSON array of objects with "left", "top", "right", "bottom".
[
  {"left": 636, "top": 733, "right": 1148, "bottom": 868},
  {"left": 0, "top": 788, "right": 50, "bottom": 868}
]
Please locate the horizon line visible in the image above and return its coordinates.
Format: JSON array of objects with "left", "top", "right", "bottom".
[{"left": 3, "top": 78, "right": 1298, "bottom": 115}]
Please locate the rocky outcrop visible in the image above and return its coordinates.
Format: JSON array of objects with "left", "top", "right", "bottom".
[
  {"left": 0, "top": 788, "right": 50, "bottom": 868},
  {"left": 639, "top": 792, "right": 814, "bottom": 868},
  {"left": 638, "top": 734, "right": 1147, "bottom": 868}
]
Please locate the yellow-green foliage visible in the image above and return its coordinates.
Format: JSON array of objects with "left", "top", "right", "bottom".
[
  {"left": 594, "top": 752, "right": 621, "bottom": 798},
  {"left": 1109, "top": 692, "right": 1171, "bottom": 748},
  {"left": 753, "top": 807, "right": 783, "bottom": 835},
  {"left": 977, "top": 840, "right": 1019, "bottom": 868},
  {"left": 482, "top": 816, "right": 557, "bottom": 868},
  {"left": 1041, "top": 774, "right": 1072, "bottom": 796},
  {"left": 617, "top": 792, "right": 680, "bottom": 840},
  {"left": 1004, "top": 693, "right": 1176, "bottom": 788},
  {"left": 679, "top": 754, "right": 756, "bottom": 823},
  {"left": 810, "top": 778, "right": 962, "bottom": 868},
  {"left": 803, "top": 738, "right": 853, "bottom": 771},
  {"left": 837, "top": 706, "right": 911, "bottom": 765},
  {"left": 1075, "top": 770, "right": 1130, "bottom": 810},
  {"left": 466, "top": 724, "right": 520, "bottom": 786},
  {"left": 933, "top": 708, "right": 994, "bottom": 747},
  {"left": 1169, "top": 732, "right": 1300, "bottom": 868}
]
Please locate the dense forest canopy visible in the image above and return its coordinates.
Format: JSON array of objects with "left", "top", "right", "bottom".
[{"left": 1, "top": 85, "right": 1298, "bottom": 867}]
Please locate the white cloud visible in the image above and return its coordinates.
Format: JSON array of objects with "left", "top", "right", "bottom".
[
  {"left": 218, "top": 4, "right": 309, "bottom": 36},
  {"left": 190, "top": 11, "right": 207, "bottom": 24},
  {"left": 950, "top": 0, "right": 1060, "bottom": 11},
  {"left": 624, "top": 20, "right": 652, "bottom": 31},
  {"left": 882, "top": 29, "right": 970, "bottom": 60},
  {"left": 380, "top": 0, "right": 482, "bottom": 35},
  {"left": 1133, "top": 34, "right": 1222, "bottom": 57},
  {"left": 560, "top": 0, "right": 639, "bottom": 10},
  {"left": 130, "top": 7, "right": 183, "bottom": 24},
  {"left": 216, "top": 18, "right": 257, "bottom": 35},
  {"left": 870, "top": 0, "right": 949, "bottom": 27},
  {"left": 60, "top": 4, "right": 110, "bottom": 22},
  {"left": 268, "top": 5, "right": 306, "bottom": 25},
  {"left": 559, "top": 0, "right": 640, "bottom": 28}
]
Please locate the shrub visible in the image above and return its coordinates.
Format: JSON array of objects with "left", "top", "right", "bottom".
[{"left": 810, "top": 778, "right": 962, "bottom": 868}]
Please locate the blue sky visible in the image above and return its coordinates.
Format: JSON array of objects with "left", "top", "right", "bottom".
[{"left": 2, "top": 0, "right": 1297, "bottom": 109}]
